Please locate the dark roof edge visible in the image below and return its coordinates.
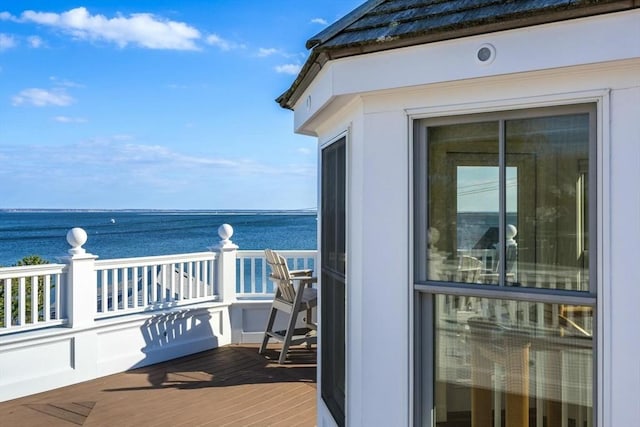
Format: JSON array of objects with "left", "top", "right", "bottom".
[
  {"left": 324, "top": 1, "right": 639, "bottom": 60},
  {"left": 276, "top": 1, "right": 385, "bottom": 111},
  {"left": 306, "top": 0, "right": 387, "bottom": 50},
  {"left": 276, "top": 50, "right": 327, "bottom": 110},
  {"left": 277, "top": 1, "right": 640, "bottom": 110}
]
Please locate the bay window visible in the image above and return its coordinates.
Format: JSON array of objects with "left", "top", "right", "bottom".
[{"left": 413, "top": 104, "right": 597, "bottom": 427}]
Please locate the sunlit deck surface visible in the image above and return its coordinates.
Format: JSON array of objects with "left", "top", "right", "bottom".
[{"left": 0, "top": 344, "right": 317, "bottom": 426}]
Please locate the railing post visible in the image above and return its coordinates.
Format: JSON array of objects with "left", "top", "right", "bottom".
[
  {"left": 64, "top": 227, "right": 98, "bottom": 328},
  {"left": 210, "top": 224, "right": 238, "bottom": 303}
]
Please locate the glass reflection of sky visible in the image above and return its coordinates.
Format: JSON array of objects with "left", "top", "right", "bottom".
[{"left": 457, "top": 166, "right": 517, "bottom": 212}]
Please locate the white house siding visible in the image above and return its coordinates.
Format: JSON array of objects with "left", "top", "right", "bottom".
[
  {"left": 608, "top": 85, "right": 640, "bottom": 427},
  {"left": 298, "top": 10, "right": 640, "bottom": 427},
  {"left": 360, "top": 110, "right": 411, "bottom": 427}
]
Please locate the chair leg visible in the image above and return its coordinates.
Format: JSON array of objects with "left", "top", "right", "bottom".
[
  {"left": 306, "top": 306, "right": 315, "bottom": 327},
  {"left": 279, "top": 310, "right": 300, "bottom": 364},
  {"left": 259, "top": 305, "right": 278, "bottom": 355},
  {"left": 305, "top": 307, "right": 314, "bottom": 349}
]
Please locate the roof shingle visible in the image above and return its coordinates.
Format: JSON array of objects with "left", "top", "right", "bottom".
[{"left": 278, "top": 0, "right": 639, "bottom": 109}]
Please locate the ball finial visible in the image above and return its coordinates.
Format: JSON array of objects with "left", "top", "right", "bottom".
[
  {"left": 66, "top": 227, "right": 88, "bottom": 255},
  {"left": 218, "top": 224, "right": 234, "bottom": 242},
  {"left": 428, "top": 227, "right": 440, "bottom": 247}
]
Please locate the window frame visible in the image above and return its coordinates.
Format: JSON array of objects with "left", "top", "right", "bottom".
[
  {"left": 410, "top": 97, "right": 605, "bottom": 426},
  {"left": 414, "top": 103, "right": 598, "bottom": 300}
]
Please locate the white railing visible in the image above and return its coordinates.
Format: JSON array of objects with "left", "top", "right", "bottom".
[
  {"left": 95, "top": 252, "right": 219, "bottom": 319},
  {"left": 0, "top": 263, "right": 67, "bottom": 333},
  {"left": 236, "top": 250, "right": 316, "bottom": 298},
  {"left": 0, "top": 223, "right": 319, "bottom": 402},
  {"left": 0, "top": 225, "right": 319, "bottom": 335},
  {"left": 457, "top": 248, "right": 498, "bottom": 271}
]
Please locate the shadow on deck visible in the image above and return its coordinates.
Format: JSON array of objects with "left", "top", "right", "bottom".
[{"left": 0, "top": 344, "right": 317, "bottom": 426}]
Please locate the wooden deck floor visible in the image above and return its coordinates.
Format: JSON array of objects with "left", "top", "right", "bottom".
[{"left": 0, "top": 344, "right": 317, "bottom": 427}]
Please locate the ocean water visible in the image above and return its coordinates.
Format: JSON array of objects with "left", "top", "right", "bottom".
[
  {"left": 0, "top": 211, "right": 317, "bottom": 267},
  {"left": 456, "top": 212, "right": 518, "bottom": 249}
]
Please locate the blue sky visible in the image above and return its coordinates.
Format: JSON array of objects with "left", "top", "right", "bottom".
[{"left": 0, "top": 1, "right": 362, "bottom": 210}]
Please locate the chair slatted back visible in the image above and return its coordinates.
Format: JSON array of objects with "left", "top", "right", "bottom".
[
  {"left": 456, "top": 255, "right": 483, "bottom": 283},
  {"left": 264, "top": 249, "right": 296, "bottom": 302}
]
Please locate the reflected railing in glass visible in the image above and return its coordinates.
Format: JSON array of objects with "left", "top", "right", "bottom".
[
  {"left": 427, "top": 224, "right": 589, "bottom": 291},
  {"left": 434, "top": 294, "right": 593, "bottom": 427}
]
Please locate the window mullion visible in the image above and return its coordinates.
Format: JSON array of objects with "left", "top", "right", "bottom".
[
  {"left": 589, "top": 108, "right": 597, "bottom": 295},
  {"left": 499, "top": 119, "right": 506, "bottom": 287}
]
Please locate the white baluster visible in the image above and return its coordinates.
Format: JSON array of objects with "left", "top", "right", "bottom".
[
  {"left": 30, "top": 275, "right": 38, "bottom": 324},
  {"left": 4, "top": 278, "right": 11, "bottom": 327},
  {"left": 44, "top": 275, "right": 51, "bottom": 322}
]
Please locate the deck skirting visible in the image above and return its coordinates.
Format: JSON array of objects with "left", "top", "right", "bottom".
[{"left": 0, "top": 302, "right": 232, "bottom": 402}]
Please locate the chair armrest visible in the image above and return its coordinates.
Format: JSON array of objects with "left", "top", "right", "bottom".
[{"left": 290, "top": 269, "right": 313, "bottom": 277}]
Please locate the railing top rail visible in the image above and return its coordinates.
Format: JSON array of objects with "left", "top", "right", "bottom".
[
  {"left": 95, "top": 251, "right": 217, "bottom": 268},
  {"left": 237, "top": 249, "right": 317, "bottom": 257},
  {"left": 0, "top": 264, "right": 66, "bottom": 279}
]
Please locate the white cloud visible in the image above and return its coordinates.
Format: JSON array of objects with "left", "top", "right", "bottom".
[
  {"left": 49, "top": 76, "right": 83, "bottom": 88},
  {"left": 17, "top": 7, "right": 200, "bottom": 50},
  {"left": 0, "top": 138, "right": 316, "bottom": 208},
  {"left": 54, "top": 115, "right": 87, "bottom": 123},
  {"left": 27, "top": 35, "right": 44, "bottom": 48},
  {"left": 0, "top": 138, "right": 313, "bottom": 180},
  {"left": 116, "top": 143, "right": 239, "bottom": 168},
  {"left": 166, "top": 82, "right": 209, "bottom": 90},
  {"left": 275, "top": 64, "right": 301, "bottom": 75},
  {"left": 205, "top": 33, "right": 244, "bottom": 51},
  {"left": 0, "top": 33, "right": 16, "bottom": 50},
  {"left": 311, "top": 18, "right": 328, "bottom": 25},
  {"left": 257, "top": 47, "right": 279, "bottom": 57},
  {"left": 297, "top": 147, "right": 312, "bottom": 155},
  {"left": 167, "top": 83, "right": 189, "bottom": 89},
  {"left": 12, "top": 88, "right": 74, "bottom": 107},
  {"left": 257, "top": 47, "right": 302, "bottom": 59},
  {"left": 0, "top": 12, "right": 13, "bottom": 21}
]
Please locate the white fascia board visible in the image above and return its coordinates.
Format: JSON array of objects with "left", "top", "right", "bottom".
[
  {"left": 292, "top": 63, "right": 334, "bottom": 135},
  {"left": 293, "top": 9, "right": 640, "bottom": 135}
]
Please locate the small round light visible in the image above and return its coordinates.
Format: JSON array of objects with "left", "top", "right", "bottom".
[
  {"left": 476, "top": 43, "right": 496, "bottom": 65},
  {"left": 478, "top": 47, "right": 491, "bottom": 61}
]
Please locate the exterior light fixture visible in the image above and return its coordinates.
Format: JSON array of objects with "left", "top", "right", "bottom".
[{"left": 476, "top": 43, "right": 496, "bottom": 65}]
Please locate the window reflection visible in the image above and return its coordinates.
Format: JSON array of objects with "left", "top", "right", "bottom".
[
  {"left": 426, "top": 113, "right": 591, "bottom": 291},
  {"left": 434, "top": 295, "right": 593, "bottom": 427}
]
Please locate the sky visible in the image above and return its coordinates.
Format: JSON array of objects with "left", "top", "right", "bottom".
[
  {"left": 457, "top": 166, "right": 518, "bottom": 212},
  {"left": 0, "top": 1, "right": 363, "bottom": 210}
]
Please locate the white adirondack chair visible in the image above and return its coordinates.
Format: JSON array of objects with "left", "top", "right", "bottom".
[{"left": 259, "top": 249, "right": 317, "bottom": 364}]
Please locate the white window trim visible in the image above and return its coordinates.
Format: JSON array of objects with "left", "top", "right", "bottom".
[{"left": 407, "top": 88, "right": 611, "bottom": 427}]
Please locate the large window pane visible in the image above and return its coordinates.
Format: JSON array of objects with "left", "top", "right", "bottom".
[
  {"left": 506, "top": 114, "right": 591, "bottom": 291},
  {"left": 423, "top": 110, "right": 592, "bottom": 291},
  {"left": 434, "top": 294, "right": 594, "bottom": 427}
]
